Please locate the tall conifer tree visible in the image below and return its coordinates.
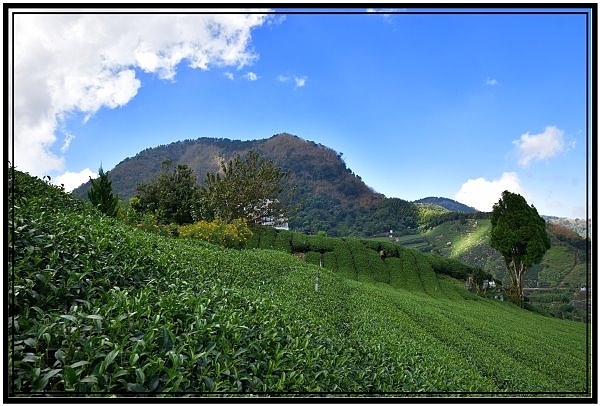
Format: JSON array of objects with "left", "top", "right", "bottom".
[{"left": 88, "top": 165, "right": 119, "bottom": 217}]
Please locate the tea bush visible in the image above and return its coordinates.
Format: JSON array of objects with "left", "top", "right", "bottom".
[{"left": 247, "top": 227, "right": 492, "bottom": 293}]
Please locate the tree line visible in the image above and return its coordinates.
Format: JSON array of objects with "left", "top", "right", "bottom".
[{"left": 88, "top": 150, "right": 293, "bottom": 229}]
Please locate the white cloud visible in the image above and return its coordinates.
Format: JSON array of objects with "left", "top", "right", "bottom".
[
  {"left": 243, "top": 71, "right": 259, "bottom": 81},
  {"left": 293, "top": 76, "right": 307, "bottom": 88},
  {"left": 60, "top": 133, "right": 75, "bottom": 153},
  {"left": 52, "top": 168, "right": 98, "bottom": 192},
  {"left": 224, "top": 72, "right": 235, "bottom": 80},
  {"left": 277, "top": 74, "right": 306, "bottom": 88},
  {"left": 11, "top": 12, "right": 269, "bottom": 178},
  {"left": 454, "top": 172, "right": 526, "bottom": 212},
  {"left": 485, "top": 78, "right": 498, "bottom": 86},
  {"left": 513, "top": 126, "right": 569, "bottom": 167}
]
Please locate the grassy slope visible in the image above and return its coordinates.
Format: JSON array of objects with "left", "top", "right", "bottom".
[
  {"left": 422, "top": 219, "right": 503, "bottom": 273},
  {"left": 418, "top": 217, "right": 590, "bottom": 320},
  {"left": 421, "top": 218, "right": 588, "bottom": 286},
  {"left": 9, "top": 170, "right": 590, "bottom": 396}
]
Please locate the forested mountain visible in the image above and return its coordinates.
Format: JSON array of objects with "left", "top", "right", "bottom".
[
  {"left": 74, "top": 133, "right": 376, "bottom": 203},
  {"left": 73, "top": 133, "right": 588, "bottom": 238},
  {"left": 67, "top": 133, "right": 592, "bottom": 321},
  {"left": 73, "top": 133, "right": 420, "bottom": 236}
]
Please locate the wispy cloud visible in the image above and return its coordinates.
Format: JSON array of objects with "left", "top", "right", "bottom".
[
  {"left": 293, "top": 76, "right": 307, "bottom": 88},
  {"left": 243, "top": 71, "right": 259, "bottom": 81},
  {"left": 11, "top": 13, "right": 270, "bottom": 178},
  {"left": 60, "top": 132, "right": 75, "bottom": 153},
  {"left": 485, "top": 78, "right": 498, "bottom": 86},
  {"left": 366, "top": 7, "right": 405, "bottom": 13},
  {"left": 224, "top": 72, "right": 234, "bottom": 80},
  {"left": 513, "top": 126, "right": 572, "bottom": 167},
  {"left": 278, "top": 74, "right": 306, "bottom": 88},
  {"left": 267, "top": 14, "right": 286, "bottom": 26},
  {"left": 454, "top": 172, "right": 527, "bottom": 212},
  {"left": 366, "top": 8, "right": 405, "bottom": 22}
]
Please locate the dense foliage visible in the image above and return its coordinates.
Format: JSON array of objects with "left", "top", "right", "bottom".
[
  {"left": 179, "top": 219, "right": 252, "bottom": 249},
  {"left": 201, "top": 150, "right": 292, "bottom": 225},
  {"left": 415, "top": 217, "right": 589, "bottom": 322},
  {"left": 132, "top": 160, "right": 201, "bottom": 225},
  {"left": 245, "top": 226, "right": 494, "bottom": 290},
  {"left": 87, "top": 166, "right": 119, "bottom": 218},
  {"left": 9, "top": 168, "right": 589, "bottom": 397},
  {"left": 491, "top": 191, "right": 551, "bottom": 304},
  {"left": 413, "top": 197, "right": 477, "bottom": 213},
  {"left": 290, "top": 194, "right": 423, "bottom": 237}
]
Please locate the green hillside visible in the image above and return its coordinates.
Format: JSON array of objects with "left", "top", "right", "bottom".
[
  {"left": 414, "top": 218, "right": 590, "bottom": 321},
  {"left": 9, "top": 169, "right": 591, "bottom": 397}
]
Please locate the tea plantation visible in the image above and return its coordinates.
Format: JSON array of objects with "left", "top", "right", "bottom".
[{"left": 8, "top": 169, "right": 591, "bottom": 397}]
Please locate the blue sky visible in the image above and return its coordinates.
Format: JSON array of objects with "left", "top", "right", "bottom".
[{"left": 10, "top": 7, "right": 592, "bottom": 219}]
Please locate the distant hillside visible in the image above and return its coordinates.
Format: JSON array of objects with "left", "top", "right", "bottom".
[
  {"left": 543, "top": 215, "right": 590, "bottom": 238},
  {"left": 72, "top": 133, "right": 587, "bottom": 239},
  {"left": 418, "top": 217, "right": 591, "bottom": 321},
  {"left": 413, "top": 197, "right": 477, "bottom": 213},
  {"left": 73, "top": 133, "right": 421, "bottom": 236}
]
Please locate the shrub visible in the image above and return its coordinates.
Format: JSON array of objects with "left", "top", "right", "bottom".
[
  {"left": 274, "top": 229, "right": 293, "bottom": 252},
  {"left": 291, "top": 232, "right": 310, "bottom": 253},
  {"left": 129, "top": 212, "right": 179, "bottom": 238},
  {"left": 179, "top": 218, "right": 252, "bottom": 248}
]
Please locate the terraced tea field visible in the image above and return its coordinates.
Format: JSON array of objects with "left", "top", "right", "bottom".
[{"left": 8, "top": 169, "right": 591, "bottom": 398}]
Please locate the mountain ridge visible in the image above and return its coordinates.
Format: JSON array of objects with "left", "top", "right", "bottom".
[
  {"left": 72, "top": 133, "right": 587, "bottom": 236},
  {"left": 74, "top": 133, "right": 382, "bottom": 204},
  {"left": 73, "top": 133, "right": 391, "bottom": 236}
]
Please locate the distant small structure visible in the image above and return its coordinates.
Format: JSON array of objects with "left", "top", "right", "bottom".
[
  {"left": 262, "top": 216, "right": 289, "bottom": 230},
  {"left": 482, "top": 280, "right": 496, "bottom": 289},
  {"left": 466, "top": 276, "right": 502, "bottom": 300},
  {"left": 258, "top": 199, "right": 289, "bottom": 230}
]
